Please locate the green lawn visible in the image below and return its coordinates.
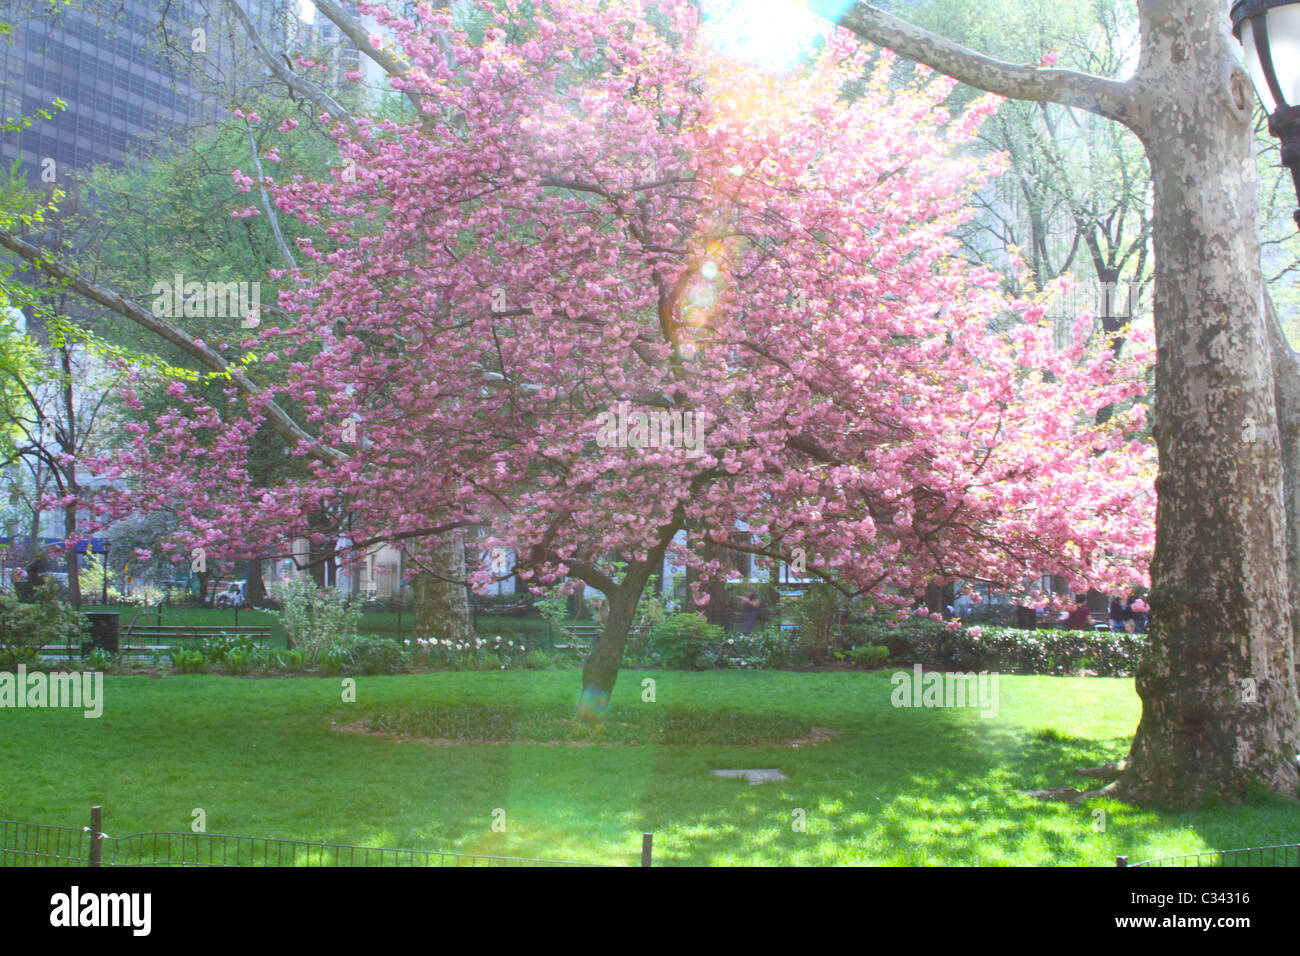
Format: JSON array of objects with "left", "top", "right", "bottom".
[
  {"left": 76, "top": 605, "right": 553, "bottom": 648},
  {"left": 2, "top": 669, "right": 1295, "bottom": 865}
]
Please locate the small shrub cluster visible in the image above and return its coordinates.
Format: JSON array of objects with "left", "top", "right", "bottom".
[
  {"left": 715, "top": 627, "right": 810, "bottom": 669},
  {"left": 168, "top": 637, "right": 306, "bottom": 675},
  {"left": 350, "top": 637, "right": 408, "bottom": 676},
  {"left": 644, "top": 613, "right": 722, "bottom": 670},
  {"left": 846, "top": 644, "right": 890, "bottom": 668}
]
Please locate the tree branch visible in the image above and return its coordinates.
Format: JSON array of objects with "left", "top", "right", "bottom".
[
  {"left": 0, "top": 228, "right": 345, "bottom": 465},
  {"left": 310, "top": 0, "right": 422, "bottom": 111},
  {"left": 830, "top": 2, "right": 1136, "bottom": 125},
  {"left": 224, "top": 0, "right": 357, "bottom": 128}
]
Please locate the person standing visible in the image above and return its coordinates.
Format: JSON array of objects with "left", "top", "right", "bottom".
[
  {"left": 738, "top": 589, "right": 763, "bottom": 636},
  {"left": 1109, "top": 596, "right": 1132, "bottom": 632}
]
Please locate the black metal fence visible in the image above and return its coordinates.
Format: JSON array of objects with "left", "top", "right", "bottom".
[
  {"left": 1118, "top": 843, "right": 1300, "bottom": 867},
  {"left": 1, "top": 807, "right": 648, "bottom": 867}
]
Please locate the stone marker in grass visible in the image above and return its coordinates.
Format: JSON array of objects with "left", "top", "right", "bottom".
[{"left": 711, "top": 769, "right": 790, "bottom": 785}]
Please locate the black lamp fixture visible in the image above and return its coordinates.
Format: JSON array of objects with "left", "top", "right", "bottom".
[{"left": 1233, "top": 0, "right": 1300, "bottom": 227}]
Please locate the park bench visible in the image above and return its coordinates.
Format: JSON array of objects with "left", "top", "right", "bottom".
[
  {"left": 39, "top": 624, "right": 272, "bottom": 661},
  {"left": 1048, "top": 612, "right": 1117, "bottom": 631},
  {"left": 120, "top": 624, "right": 272, "bottom": 645},
  {"left": 554, "top": 623, "right": 647, "bottom": 652}
]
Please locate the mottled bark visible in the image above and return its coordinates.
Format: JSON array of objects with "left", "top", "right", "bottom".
[
  {"left": 1117, "top": 2, "right": 1299, "bottom": 805},
  {"left": 1265, "top": 293, "right": 1300, "bottom": 679},
  {"left": 412, "top": 533, "right": 472, "bottom": 643}
]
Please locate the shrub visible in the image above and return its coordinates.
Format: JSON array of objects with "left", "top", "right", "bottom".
[
  {"left": 271, "top": 579, "right": 361, "bottom": 664},
  {"left": 520, "top": 649, "right": 555, "bottom": 670},
  {"left": 318, "top": 643, "right": 353, "bottom": 675},
  {"left": 266, "top": 648, "right": 305, "bottom": 672},
  {"left": 226, "top": 648, "right": 252, "bottom": 675},
  {"left": 196, "top": 633, "right": 259, "bottom": 670},
  {"left": 0, "top": 581, "right": 86, "bottom": 668},
  {"left": 647, "top": 613, "right": 721, "bottom": 670},
  {"left": 716, "top": 627, "right": 808, "bottom": 669},
  {"left": 848, "top": 644, "right": 890, "bottom": 668},
  {"left": 349, "top": 638, "right": 408, "bottom": 676},
  {"left": 83, "top": 648, "right": 114, "bottom": 672}
]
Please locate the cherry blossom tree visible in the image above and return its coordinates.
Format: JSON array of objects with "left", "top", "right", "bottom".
[{"left": 85, "top": 0, "right": 1153, "bottom": 709}]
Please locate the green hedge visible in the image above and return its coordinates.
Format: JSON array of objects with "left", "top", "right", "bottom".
[{"left": 881, "top": 620, "right": 1144, "bottom": 676}]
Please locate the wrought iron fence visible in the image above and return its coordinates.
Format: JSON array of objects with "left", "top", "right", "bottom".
[
  {"left": 0, "top": 807, "right": 642, "bottom": 867},
  {"left": 0, "top": 819, "right": 91, "bottom": 866},
  {"left": 1118, "top": 843, "right": 1300, "bottom": 867}
]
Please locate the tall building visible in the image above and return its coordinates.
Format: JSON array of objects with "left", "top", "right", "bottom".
[{"left": 0, "top": 0, "right": 284, "bottom": 182}]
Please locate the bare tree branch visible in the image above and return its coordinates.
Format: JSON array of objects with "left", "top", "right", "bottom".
[
  {"left": 0, "top": 228, "right": 345, "bottom": 465},
  {"left": 310, "top": 0, "right": 422, "bottom": 111},
  {"left": 224, "top": 0, "right": 358, "bottom": 127},
  {"left": 832, "top": 2, "right": 1136, "bottom": 125}
]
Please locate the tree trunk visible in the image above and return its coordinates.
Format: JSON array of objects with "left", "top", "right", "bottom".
[
  {"left": 1265, "top": 292, "right": 1300, "bottom": 680},
  {"left": 580, "top": 532, "right": 677, "bottom": 710},
  {"left": 245, "top": 556, "right": 267, "bottom": 607},
  {"left": 1118, "top": 1, "right": 1300, "bottom": 806},
  {"left": 412, "top": 533, "right": 472, "bottom": 643},
  {"left": 64, "top": 501, "right": 80, "bottom": 608}
]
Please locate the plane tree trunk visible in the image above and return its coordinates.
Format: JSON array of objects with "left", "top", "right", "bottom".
[
  {"left": 1116, "top": 1, "right": 1299, "bottom": 806},
  {"left": 412, "top": 533, "right": 473, "bottom": 644}
]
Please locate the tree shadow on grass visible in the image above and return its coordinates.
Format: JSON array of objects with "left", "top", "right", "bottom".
[{"left": 623, "top": 712, "right": 1189, "bottom": 865}]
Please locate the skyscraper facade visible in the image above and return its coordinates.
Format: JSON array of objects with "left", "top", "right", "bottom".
[{"left": 1, "top": 0, "right": 283, "bottom": 182}]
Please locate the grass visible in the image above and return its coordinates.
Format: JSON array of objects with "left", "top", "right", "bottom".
[
  {"left": 362, "top": 703, "right": 814, "bottom": 745},
  {"left": 1, "top": 669, "right": 1296, "bottom": 865}
]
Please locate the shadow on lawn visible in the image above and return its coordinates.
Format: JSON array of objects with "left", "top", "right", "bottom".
[{"left": 621, "top": 713, "right": 1167, "bottom": 866}]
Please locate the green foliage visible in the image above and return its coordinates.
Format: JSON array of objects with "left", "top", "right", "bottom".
[
  {"left": 265, "top": 648, "right": 304, "bottom": 672},
  {"left": 520, "top": 649, "right": 556, "bottom": 670},
  {"left": 82, "top": 648, "right": 113, "bottom": 671},
  {"left": 272, "top": 580, "right": 361, "bottom": 664},
  {"left": 646, "top": 613, "right": 721, "bottom": 670},
  {"left": 885, "top": 621, "right": 1145, "bottom": 676},
  {"left": 632, "top": 592, "right": 672, "bottom": 631},
  {"left": 0, "top": 580, "right": 86, "bottom": 667},
  {"left": 790, "top": 584, "right": 853, "bottom": 663},
  {"left": 168, "top": 649, "right": 207, "bottom": 674},
  {"left": 194, "top": 633, "right": 261, "bottom": 674},
  {"left": 848, "top": 644, "right": 890, "bottom": 669},
  {"left": 349, "top": 637, "right": 408, "bottom": 676},
  {"left": 534, "top": 589, "right": 577, "bottom": 646},
  {"left": 715, "top": 626, "right": 808, "bottom": 669},
  {"left": 318, "top": 643, "right": 353, "bottom": 676}
]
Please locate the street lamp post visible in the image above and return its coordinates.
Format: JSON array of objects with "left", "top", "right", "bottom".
[{"left": 1233, "top": 0, "right": 1300, "bottom": 226}]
